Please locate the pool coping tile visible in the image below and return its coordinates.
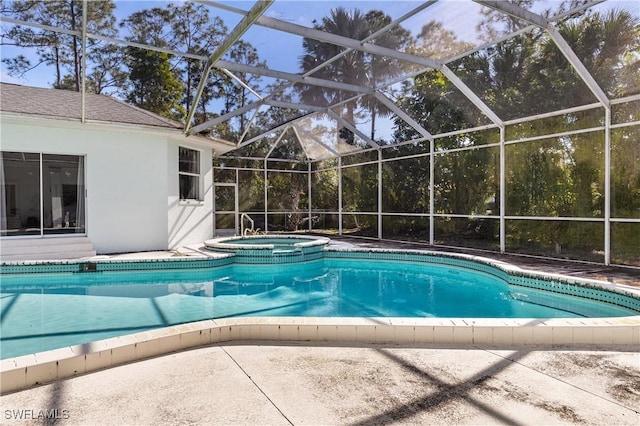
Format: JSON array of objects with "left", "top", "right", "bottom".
[{"left": 1, "top": 246, "right": 640, "bottom": 394}]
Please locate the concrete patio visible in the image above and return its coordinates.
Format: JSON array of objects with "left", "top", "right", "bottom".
[{"left": 1, "top": 342, "right": 638, "bottom": 425}]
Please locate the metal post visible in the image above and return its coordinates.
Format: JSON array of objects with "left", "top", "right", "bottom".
[
  {"left": 80, "top": 0, "right": 87, "bottom": 123},
  {"left": 338, "top": 157, "right": 343, "bottom": 236},
  {"left": 308, "top": 162, "right": 312, "bottom": 232},
  {"left": 604, "top": 107, "right": 611, "bottom": 265},
  {"left": 500, "top": 126, "right": 506, "bottom": 254},
  {"left": 235, "top": 169, "right": 239, "bottom": 235},
  {"left": 378, "top": 149, "right": 382, "bottom": 240},
  {"left": 429, "top": 139, "right": 435, "bottom": 245},
  {"left": 264, "top": 158, "right": 268, "bottom": 233}
]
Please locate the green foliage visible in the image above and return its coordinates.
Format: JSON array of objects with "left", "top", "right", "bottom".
[
  {"left": 311, "top": 169, "right": 339, "bottom": 211},
  {"left": 382, "top": 157, "right": 429, "bottom": 213},
  {"left": 342, "top": 164, "right": 378, "bottom": 213},
  {"left": 299, "top": 7, "right": 410, "bottom": 140},
  {"left": 611, "top": 126, "right": 640, "bottom": 218},
  {"left": 3, "top": 2, "right": 639, "bottom": 263},
  {"left": 125, "top": 47, "right": 185, "bottom": 121},
  {"left": 2, "top": 0, "right": 119, "bottom": 93}
]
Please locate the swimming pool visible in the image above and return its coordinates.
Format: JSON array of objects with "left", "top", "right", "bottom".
[
  {"left": 1, "top": 254, "right": 639, "bottom": 360},
  {"left": 1, "top": 247, "right": 639, "bottom": 394}
]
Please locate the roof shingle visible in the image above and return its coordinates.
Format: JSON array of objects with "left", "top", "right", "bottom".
[{"left": 0, "top": 83, "right": 182, "bottom": 130}]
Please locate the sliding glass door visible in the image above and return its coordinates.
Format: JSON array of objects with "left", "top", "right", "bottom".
[{"left": 1, "top": 151, "right": 85, "bottom": 237}]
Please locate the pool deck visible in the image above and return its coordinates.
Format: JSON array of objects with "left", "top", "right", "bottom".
[
  {"left": 1, "top": 238, "right": 639, "bottom": 424},
  {"left": 1, "top": 342, "right": 638, "bottom": 425}
]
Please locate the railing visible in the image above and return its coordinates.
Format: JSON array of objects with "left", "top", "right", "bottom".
[{"left": 241, "top": 213, "right": 255, "bottom": 237}]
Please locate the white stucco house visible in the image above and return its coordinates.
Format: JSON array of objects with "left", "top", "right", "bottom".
[{"left": 0, "top": 83, "right": 234, "bottom": 260}]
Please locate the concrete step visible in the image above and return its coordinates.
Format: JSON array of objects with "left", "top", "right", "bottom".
[{"left": 0, "top": 237, "right": 96, "bottom": 261}]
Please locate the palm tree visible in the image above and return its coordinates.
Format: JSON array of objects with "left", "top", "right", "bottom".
[{"left": 299, "top": 7, "right": 410, "bottom": 142}]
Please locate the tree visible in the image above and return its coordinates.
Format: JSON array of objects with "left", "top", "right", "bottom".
[
  {"left": 299, "top": 7, "right": 410, "bottom": 141},
  {"left": 558, "top": 8, "right": 639, "bottom": 98},
  {"left": 1, "top": 0, "right": 119, "bottom": 92},
  {"left": 84, "top": 43, "right": 128, "bottom": 95},
  {"left": 220, "top": 40, "right": 265, "bottom": 137},
  {"left": 125, "top": 46, "right": 184, "bottom": 121},
  {"left": 119, "top": 7, "right": 184, "bottom": 121},
  {"left": 476, "top": 0, "right": 534, "bottom": 43},
  {"left": 119, "top": 3, "right": 260, "bottom": 129},
  {"left": 409, "top": 21, "right": 474, "bottom": 61},
  {"left": 165, "top": 2, "right": 228, "bottom": 120}
]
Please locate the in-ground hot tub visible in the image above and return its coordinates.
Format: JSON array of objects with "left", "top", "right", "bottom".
[{"left": 204, "top": 234, "right": 331, "bottom": 263}]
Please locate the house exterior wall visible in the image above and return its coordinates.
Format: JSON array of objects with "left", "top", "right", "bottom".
[
  {"left": 1, "top": 116, "right": 215, "bottom": 254},
  {"left": 167, "top": 138, "right": 215, "bottom": 250}
]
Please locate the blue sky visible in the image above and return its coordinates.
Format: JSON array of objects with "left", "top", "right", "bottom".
[
  {"left": 1, "top": 0, "right": 637, "bottom": 142},
  {"left": 1, "top": 1, "right": 417, "bottom": 86},
  {"left": 2, "top": 0, "right": 639, "bottom": 89}
]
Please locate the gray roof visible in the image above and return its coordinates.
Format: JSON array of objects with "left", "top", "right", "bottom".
[{"left": 0, "top": 83, "right": 182, "bottom": 130}]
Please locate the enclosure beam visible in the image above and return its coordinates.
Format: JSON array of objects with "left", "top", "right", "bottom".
[
  {"left": 217, "top": 60, "right": 374, "bottom": 95},
  {"left": 326, "top": 110, "right": 379, "bottom": 149},
  {"left": 373, "top": 93, "right": 433, "bottom": 140},
  {"left": 429, "top": 138, "right": 435, "bottom": 246},
  {"left": 546, "top": 26, "right": 610, "bottom": 107},
  {"left": 189, "top": 102, "right": 262, "bottom": 135},
  {"left": 476, "top": 0, "right": 610, "bottom": 108},
  {"left": 308, "top": 161, "right": 313, "bottom": 232},
  {"left": 251, "top": 13, "right": 503, "bottom": 127},
  {"left": 238, "top": 106, "right": 262, "bottom": 144},
  {"left": 239, "top": 112, "right": 317, "bottom": 147},
  {"left": 80, "top": 1, "right": 87, "bottom": 123},
  {"left": 184, "top": 0, "right": 274, "bottom": 134},
  {"left": 439, "top": 67, "right": 504, "bottom": 125},
  {"left": 290, "top": 126, "right": 314, "bottom": 160},
  {"left": 499, "top": 126, "right": 506, "bottom": 254},
  {"left": 338, "top": 156, "right": 343, "bottom": 236},
  {"left": 292, "top": 124, "right": 342, "bottom": 158},
  {"left": 378, "top": 149, "right": 383, "bottom": 240},
  {"left": 264, "top": 158, "right": 268, "bottom": 233},
  {"left": 221, "top": 68, "right": 263, "bottom": 101},
  {"left": 234, "top": 176, "right": 240, "bottom": 235},
  {"left": 266, "top": 100, "right": 327, "bottom": 113},
  {"left": 265, "top": 128, "right": 288, "bottom": 158},
  {"left": 604, "top": 107, "right": 611, "bottom": 265}
]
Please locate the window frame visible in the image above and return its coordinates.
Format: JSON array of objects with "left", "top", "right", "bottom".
[
  {"left": 1, "top": 150, "right": 86, "bottom": 237},
  {"left": 178, "top": 146, "right": 202, "bottom": 201}
]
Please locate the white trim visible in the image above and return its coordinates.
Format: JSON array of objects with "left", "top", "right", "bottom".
[{"left": 178, "top": 146, "right": 203, "bottom": 201}]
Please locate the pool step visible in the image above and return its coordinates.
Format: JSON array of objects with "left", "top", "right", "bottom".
[
  {"left": 0, "top": 236, "right": 97, "bottom": 261},
  {"left": 272, "top": 248, "right": 302, "bottom": 255}
]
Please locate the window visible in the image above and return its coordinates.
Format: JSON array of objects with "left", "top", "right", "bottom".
[
  {"left": 1, "top": 151, "right": 85, "bottom": 236},
  {"left": 179, "top": 147, "right": 200, "bottom": 200}
]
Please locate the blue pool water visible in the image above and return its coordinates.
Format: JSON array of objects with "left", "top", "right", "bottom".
[{"left": 1, "top": 258, "right": 637, "bottom": 359}]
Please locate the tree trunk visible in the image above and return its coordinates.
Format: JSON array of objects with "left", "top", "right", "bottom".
[
  {"left": 69, "top": 0, "right": 80, "bottom": 91},
  {"left": 370, "top": 108, "right": 376, "bottom": 141},
  {"left": 54, "top": 46, "right": 62, "bottom": 88}
]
